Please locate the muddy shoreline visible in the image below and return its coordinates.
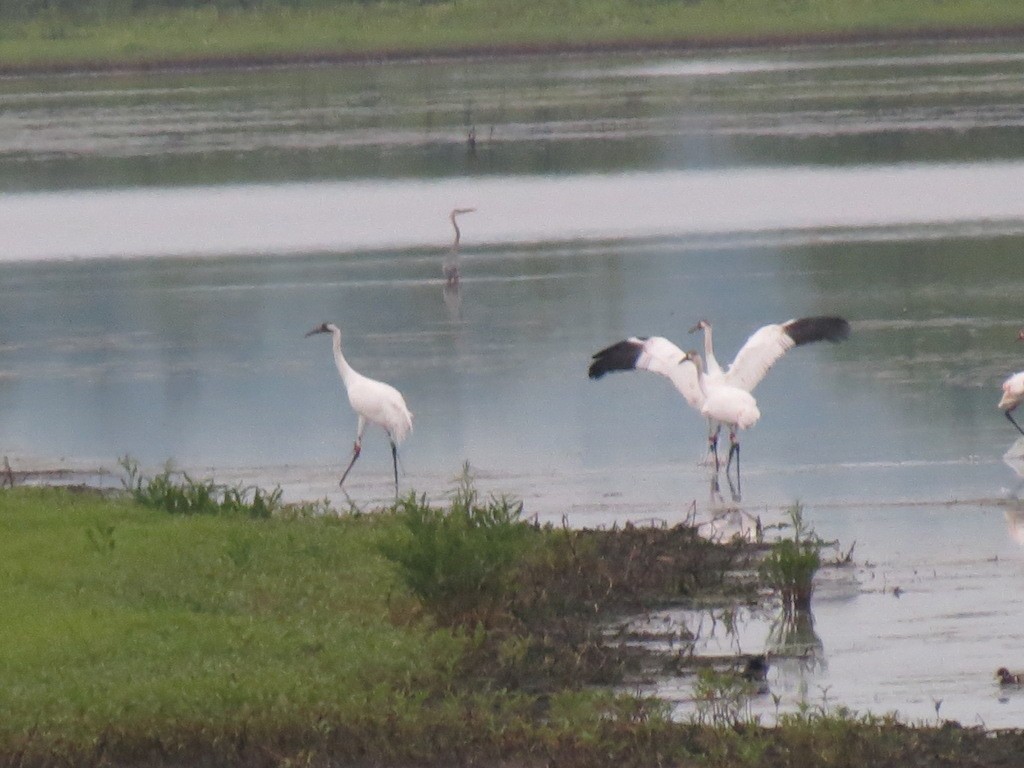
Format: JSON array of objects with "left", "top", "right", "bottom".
[{"left": 3, "top": 24, "right": 1024, "bottom": 77}]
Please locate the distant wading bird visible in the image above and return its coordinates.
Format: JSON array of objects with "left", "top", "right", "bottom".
[
  {"left": 996, "top": 667, "right": 1024, "bottom": 686},
  {"left": 305, "top": 322, "right": 413, "bottom": 493},
  {"left": 443, "top": 207, "right": 476, "bottom": 286},
  {"left": 999, "top": 329, "right": 1024, "bottom": 436},
  {"left": 588, "top": 316, "right": 851, "bottom": 473}
]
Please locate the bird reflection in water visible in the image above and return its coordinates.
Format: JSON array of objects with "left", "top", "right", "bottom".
[
  {"left": 766, "top": 607, "right": 826, "bottom": 701},
  {"left": 443, "top": 281, "right": 462, "bottom": 321},
  {"left": 701, "top": 502, "right": 762, "bottom": 542},
  {"left": 710, "top": 466, "right": 741, "bottom": 504},
  {"left": 1000, "top": 438, "right": 1024, "bottom": 546}
]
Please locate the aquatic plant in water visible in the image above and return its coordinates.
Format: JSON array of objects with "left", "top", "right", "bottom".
[{"left": 759, "top": 503, "right": 822, "bottom": 613}]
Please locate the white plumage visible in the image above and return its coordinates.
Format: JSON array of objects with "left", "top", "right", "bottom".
[
  {"left": 589, "top": 316, "right": 850, "bottom": 472},
  {"left": 306, "top": 322, "right": 413, "bottom": 492},
  {"left": 998, "top": 328, "right": 1024, "bottom": 436},
  {"left": 1000, "top": 372, "right": 1024, "bottom": 418}
]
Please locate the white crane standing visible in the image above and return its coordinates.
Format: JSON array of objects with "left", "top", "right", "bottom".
[
  {"left": 588, "top": 316, "right": 850, "bottom": 473},
  {"left": 305, "top": 322, "right": 413, "bottom": 494},
  {"left": 999, "top": 328, "right": 1024, "bottom": 435},
  {"left": 442, "top": 207, "right": 476, "bottom": 287}
]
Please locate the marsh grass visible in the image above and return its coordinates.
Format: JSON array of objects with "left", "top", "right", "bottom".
[
  {"left": 380, "top": 465, "right": 535, "bottom": 627},
  {"left": 692, "top": 667, "right": 759, "bottom": 728},
  {"left": 379, "top": 466, "right": 757, "bottom": 692},
  {"left": 759, "top": 503, "right": 822, "bottom": 613},
  {"left": 3, "top": 0, "right": 1024, "bottom": 70},
  {"left": 119, "top": 455, "right": 284, "bottom": 517}
]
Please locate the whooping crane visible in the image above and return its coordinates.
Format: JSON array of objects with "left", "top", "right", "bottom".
[
  {"left": 588, "top": 316, "right": 851, "bottom": 473},
  {"left": 999, "top": 329, "right": 1024, "bottom": 436},
  {"left": 305, "top": 322, "right": 413, "bottom": 494},
  {"left": 442, "top": 207, "right": 476, "bottom": 287},
  {"left": 688, "top": 317, "right": 849, "bottom": 464}
]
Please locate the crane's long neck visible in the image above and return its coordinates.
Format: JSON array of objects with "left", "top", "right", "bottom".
[
  {"left": 331, "top": 329, "right": 356, "bottom": 387},
  {"left": 702, "top": 325, "right": 723, "bottom": 376},
  {"left": 450, "top": 214, "right": 462, "bottom": 251},
  {"left": 689, "top": 352, "right": 709, "bottom": 395}
]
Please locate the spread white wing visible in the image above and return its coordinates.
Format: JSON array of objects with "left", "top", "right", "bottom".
[
  {"left": 725, "top": 316, "right": 850, "bottom": 393},
  {"left": 589, "top": 336, "right": 705, "bottom": 410}
]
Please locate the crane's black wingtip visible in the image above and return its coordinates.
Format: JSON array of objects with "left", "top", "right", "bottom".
[
  {"left": 589, "top": 339, "right": 644, "bottom": 379},
  {"left": 786, "top": 316, "right": 851, "bottom": 346}
]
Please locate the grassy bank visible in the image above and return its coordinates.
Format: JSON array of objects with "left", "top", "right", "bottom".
[
  {"left": 5, "top": 481, "right": 1024, "bottom": 767},
  {"left": 0, "top": 486, "right": 464, "bottom": 757},
  {"left": 2, "top": 0, "right": 1024, "bottom": 72},
  {"left": 0, "top": 477, "right": 749, "bottom": 765}
]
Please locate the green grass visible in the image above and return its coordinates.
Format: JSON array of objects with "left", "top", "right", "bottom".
[
  {"left": 380, "top": 469, "right": 535, "bottom": 627},
  {"left": 0, "top": 487, "right": 461, "bottom": 749},
  {"left": 2, "top": 0, "right": 1024, "bottom": 70}
]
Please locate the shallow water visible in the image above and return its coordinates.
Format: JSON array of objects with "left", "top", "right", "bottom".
[
  {"left": 627, "top": 492, "right": 1024, "bottom": 727},
  {"left": 3, "top": 40, "right": 1024, "bottom": 726}
]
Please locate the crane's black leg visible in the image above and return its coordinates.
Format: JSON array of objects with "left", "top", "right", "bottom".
[
  {"left": 390, "top": 440, "right": 399, "bottom": 496},
  {"left": 725, "top": 431, "right": 740, "bottom": 476},
  {"left": 339, "top": 440, "right": 362, "bottom": 487},
  {"left": 708, "top": 424, "right": 721, "bottom": 470},
  {"left": 1007, "top": 408, "right": 1024, "bottom": 437}
]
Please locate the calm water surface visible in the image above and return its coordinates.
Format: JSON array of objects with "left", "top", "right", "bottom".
[{"left": 3, "top": 40, "right": 1024, "bottom": 726}]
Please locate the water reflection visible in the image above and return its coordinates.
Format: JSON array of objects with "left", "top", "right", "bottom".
[
  {"left": 1000, "top": 440, "right": 1024, "bottom": 545},
  {"left": 709, "top": 471, "right": 742, "bottom": 507},
  {"left": 767, "top": 608, "right": 826, "bottom": 703},
  {"left": 8, "top": 164, "right": 1024, "bottom": 262},
  {"left": 442, "top": 282, "right": 463, "bottom": 321},
  {"left": 1005, "top": 509, "right": 1024, "bottom": 548},
  {"left": 1002, "top": 438, "right": 1024, "bottom": 487}
]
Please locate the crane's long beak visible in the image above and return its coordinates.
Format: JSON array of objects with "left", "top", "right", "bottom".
[
  {"left": 688, "top": 323, "right": 702, "bottom": 334},
  {"left": 305, "top": 325, "right": 329, "bottom": 338}
]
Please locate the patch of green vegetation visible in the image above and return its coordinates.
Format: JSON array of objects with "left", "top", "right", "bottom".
[
  {"left": 0, "top": 471, "right": 761, "bottom": 765},
  {"left": 692, "top": 667, "right": 761, "bottom": 727},
  {"left": 759, "top": 502, "right": 822, "bottom": 613},
  {"left": 380, "top": 464, "right": 535, "bottom": 627},
  {"left": 0, "top": 485, "right": 462, "bottom": 760},
  {"left": 119, "top": 455, "right": 284, "bottom": 517},
  {"left": 380, "top": 472, "right": 756, "bottom": 694},
  {"left": 5, "top": 481, "right": 1024, "bottom": 767},
  {"left": 1, "top": 0, "right": 1024, "bottom": 70}
]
